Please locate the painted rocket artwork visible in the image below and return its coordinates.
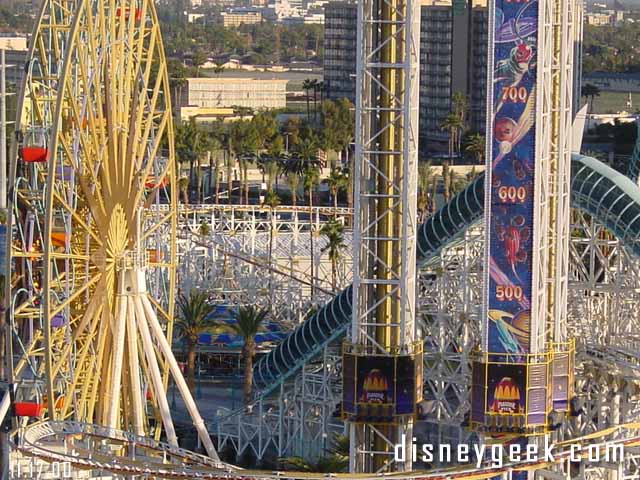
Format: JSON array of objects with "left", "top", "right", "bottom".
[{"left": 486, "top": 0, "right": 539, "bottom": 356}]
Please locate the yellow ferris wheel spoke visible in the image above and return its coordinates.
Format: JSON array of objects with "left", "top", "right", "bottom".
[{"left": 4, "top": 0, "right": 218, "bottom": 458}]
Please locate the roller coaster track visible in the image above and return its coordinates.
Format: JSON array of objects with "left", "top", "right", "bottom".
[
  {"left": 12, "top": 152, "right": 640, "bottom": 478},
  {"left": 253, "top": 153, "right": 640, "bottom": 396},
  {"left": 12, "top": 420, "right": 640, "bottom": 479}
]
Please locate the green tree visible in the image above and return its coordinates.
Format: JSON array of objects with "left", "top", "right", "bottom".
[
  {"left": 326, "top": 168, "right": 348, "bottom": 213},
  {"left": 320, "top": 219, "right": 346, "bottom": 291},
  {"left": 286, "top": 173, "right": 301, "bottom": 206},
  {"left": 466, "top": 166, "right": 480, "bottom": 182},
  {"left": 178, "top": 177, "right": 190, "bottom": 206},
  {"left": 418, "top": 162, "right": 434, "bottom": 221},
  {"left": 279, "top": 451, "right": 348, "bottom": 473},
  {"left": 263, "top": 190, "right": 281, "bottom": 272},
  {"left": 205, "top": 131, "right": 223, "bottom": 203},
  {"left": 449, "top": 170, "right": 467, "bottom": 196},
  {"left": 229, "top": 120, "right": 260, "bottom": 204},
  {"left": 175, "top": 118, "right": 207, "bottom": 199},
  {"left": 303, "top": 161, "right": 320, "bottom": 297},
  {"left": 430, "top": 170, "right": 440, "bottom": 214},
  {"left": 582, "top": 83, "right": 601, "bottom": 113},
  {"left": 199, "top": 221, "right": 211, "bottom": 236},
  {"left": 168, "top": 58, "right": 188, "bottom": 107},
  {"left": 192, "top": 50, "right": 209, "bottom": 78},
  {"left": 175, "top": 290, "right": 216, "bottom": 392},
  {"left": 257, "top": 132, "right": 285, "bottom": 192},
  {"left": 290, "top": 137, "right": 322, "bottom": 296},
  {"left": 302, "top": 79, "right": 315, "bottom": 122},
  {"left": 213, "top": 63, "right": 225, "bottom": 77},
  {"left": 229, "top": 306, "right": 269, "bottom": 404},
  {"left": 311, "top": 79, "right": 320, "bottom": 122},
  {"left": 440, "top": 114, "right": 464, "bottom": 164},
  {"left": 441, "top": 161, "right": 451, "bottom": 203},
  {"left": 464, "top": 133, "right": 485, "bottom": 164},
  {"left": 452, "top": 92, "right": 469, "bottom": 127},
  {"left": 283, "top": 117, "right": 302, "bottom": 151}
]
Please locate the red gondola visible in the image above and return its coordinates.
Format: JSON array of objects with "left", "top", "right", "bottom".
[
  {"left": 14, "top": 402, "right": 43, "bottom": 417},
  {"left": 145, "top": 175, "right": 169, "bottom": 189},
  {"left": 14, "top": 380, "right": 44, "bottom": 418},
  {"left": 116, "top": 7, "right": 143, "bottom": 22},
  {"left": 20, "top": 129, "right": 49, "bottom": 163},
  {"left": 20, "top": 147, "right": 48, "bottom": 163}
]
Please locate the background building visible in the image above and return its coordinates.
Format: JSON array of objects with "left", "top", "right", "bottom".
[
  {"left": 323, "top": 2, "right": 357, "bottom": 103},
  {"left": 0, "top": 36, "right": 29, "bottom": 86},
  {"left": 323, "top": 0, "right": 488, "bottom": 152},
  {"left": 183, "top": 77, "right": 289, "bottom": 110},
  {"left": 221, "top": 10, "right": 263, "bottom": 26}
]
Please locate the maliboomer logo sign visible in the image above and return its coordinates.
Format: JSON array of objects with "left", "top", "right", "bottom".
[{"left": 393, "top": 435, "right": 624, "bottom": 468}]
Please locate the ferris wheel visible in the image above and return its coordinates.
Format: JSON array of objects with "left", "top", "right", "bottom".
[{"left": 4, "top": 0, "right": 217, "bottom": 459}]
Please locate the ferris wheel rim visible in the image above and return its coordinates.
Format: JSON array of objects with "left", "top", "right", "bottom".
[{"left": 8, "top": 0, "right": 178, "bottom": 429}]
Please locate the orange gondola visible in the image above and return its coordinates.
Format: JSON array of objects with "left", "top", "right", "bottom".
[
  {"left": 147, "top": 249, "right": 164, "bottom": 263},
  {"left": 51, "top": 232, "right": 68, "bottom": 248}
]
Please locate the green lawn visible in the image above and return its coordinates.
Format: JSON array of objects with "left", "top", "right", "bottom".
[{"left": 582, "top": 91, "right": 640, "bottom": 114}]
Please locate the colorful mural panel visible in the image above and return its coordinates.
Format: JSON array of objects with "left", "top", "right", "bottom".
[{"left": 487, "top": 0, "right": 539, "bottom": 356}]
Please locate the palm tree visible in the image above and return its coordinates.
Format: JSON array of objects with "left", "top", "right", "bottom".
[
  {"left": 291, "top": 138, "right": 322, "bottom": 297},
  {"left": 192, "top": 50, "right": 208, "bottom": 78},
  {"left": 466, "top": 166, "right": 480, "bottom": 182},
  {"left": 218, "top": 132, "right": 234, "bottom": 205},
  {"left": 168, "top": 59, "right": 187, "bottom": 108},
  {"left": 440, "top": 113, "right": 464, "bottom": 164},
  {"left": 326, "top": 168, "right": 348, "bottom": 214},
  {"left": 327, "top": 434, "right": 350, "bottom": 457},
  {"left": 229, "top": 120, "right": 259, "bottom": 205},
  {"left": 320, "top": 219, "right": 346, "bottom": 291},
  {"left": 311, "top": 79, "right": 320, "bottom": 122},
  {"left": 280, "top": 434, "right": 349, "bottom": 474},
  {"left": 258, "top": 154, "right": 281, "bottom": 193},
  {"left": 464, "top": 133, "right": 485, "bottom": 164},
  {"left": 418, "top": 162, "right": 434, "bottom": 221},
  {"left": 206, "top": 135, "right": 222, "bottom": 202},
  {"left": 430, "top": 171, "right": 439, "bottom": 214},
  {"left": 279, "top": 455, "right": 348, "bottom": 473},
  {"left": 449, "top": 170, "right": 467, "bottom": 196},
  {"left": 441, "top": 161, "right": 451, "bottom": 203},
  {"left": 175, "top": 119, "right": 207, "bottom": 198},
  {"left": 199, "top": 221, "right": 212, "bottom": 236},
  {"left": 175, "top": 290, "right": 216, "bottom": 392},
  {"left": 582, "top": 84, "right": 601, "bottom": 112},
  {"left": 286, "top": 173, "right": 300, "bottom": 206},
  {"left": 228, "top": 306, "right": 269, "bottom": 404},
  {"left": 303, "top": 163, "right": 320, "bottom": 297},
  {"left": 213, "top": 63, "right": 225, "bottom": 77},
  {"left": 302, "top": 79, "right": 315, "bottom": 122},
  {"left": 452, "top": 91, "right": 469, "bottom": 127},
  {"left": 179, "top": 176, "right": 190, "bottom": 206},
  {"left": 263, "top": 190, "right": 281, "bottom": 270}
]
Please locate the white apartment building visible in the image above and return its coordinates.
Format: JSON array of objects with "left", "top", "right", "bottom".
[{"left": 184, "top": 77, "right": 288, "bottom": 110}]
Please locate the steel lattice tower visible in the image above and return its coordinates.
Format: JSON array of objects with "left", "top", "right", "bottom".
[{"left": 347, "top": 0, "right": 421, "bottom": 472}]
